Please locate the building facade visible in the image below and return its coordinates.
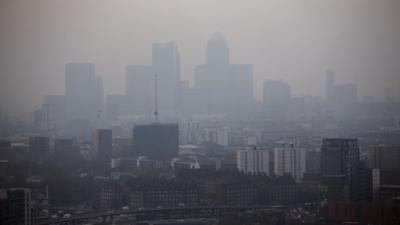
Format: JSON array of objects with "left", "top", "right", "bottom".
[{"left": 237, "top": 147, "right": 270, "bottom": 175}]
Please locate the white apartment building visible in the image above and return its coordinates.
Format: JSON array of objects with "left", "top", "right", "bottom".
[{"left": 237, "top": 147, "right": 270, "bottom": 175}]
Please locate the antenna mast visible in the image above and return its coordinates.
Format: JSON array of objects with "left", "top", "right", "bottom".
[{"left": 154, "top": 74, "right": 159, "bottom": 122}]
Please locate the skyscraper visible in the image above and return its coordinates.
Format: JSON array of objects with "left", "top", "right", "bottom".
[
  {"left": 206, "top": 32, "right": 229, "bottom": 66},
  {"left": 126, "top": 42, "right": 180, "bottom": 115},
  {"left": 320, "top": 138, "right": 360, "bottom": 200},
  {"left": 194, "top": 33, "right": 253, "bottom": 114},
  {"left": 126, "top": 65, "right": 154, "bottom": 114},
  {"left": 0, "top": 188, "right": 33, "bottom": 225},
  {"left": 320, "top": 138, "right": 360, "bottom": 176},
  {"left": 65, "top": 63, "right": 103, "bottom": 121}
]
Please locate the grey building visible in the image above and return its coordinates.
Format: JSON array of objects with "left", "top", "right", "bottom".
[
  {"left": 194, "top": 33, "right": 253, "bottom": 115},
  {"left": 0, "top": 188, "right": 33, "bottom": 225},
  {"left": 132, "top": 123, "right": 178, "bottom": 159},
  {"left": 320, "top": 138, "right": 360, "bottom": 201},
  {"left": 321, "top": 138, "right": 359, "bottom": 176},
  {"left": 65, "top": 63, "right": 103, "bottom": 121},
  {"left": 126, "top": 42, "right": 180, "bottom": 115}
]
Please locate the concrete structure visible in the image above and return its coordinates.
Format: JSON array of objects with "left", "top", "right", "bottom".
[
  {"left": 126, "top": 42, "right": 180, "bottom": 115},
  {"left": 133, "top": 123, "right": 179, "bottom": 159},
  {"left": 320, "top": 138, "right": 360, "bottom": 201},
  {"left": 237, "top": 147, "right": 270, "bottom": 175},
  {"left": 0, "top": 188, "right": 32, "bottom": 225},
  {"left": 321, "top": 138, "right": 359, "bottom": 176},
  {"left": 273, "top": 143, "right": 306, "bottom": 181},
  {"left": 65, "top": 63, "right": 103, "bottom": 121},
  {"left": 194, "top": 33, "right": 253, "bottom": 115}
]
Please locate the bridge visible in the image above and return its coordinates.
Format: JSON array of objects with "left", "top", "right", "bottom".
[{"left": 36, "top": 205, "right": 286, "bottom": 225}]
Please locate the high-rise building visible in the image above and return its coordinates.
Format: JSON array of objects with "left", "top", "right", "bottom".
[
  {"left": 0, "top": 188, "right": 33, "bottom": 225},
  {"left": 273, "top": 143, "right": 306, "bottom": 181},
  {"left": 349, "top": 161, "right": 372, "bottom": 201},
  {"left": 132, "top": 123, "right": 179, "bottom": 159},
  {"left": 29, "top": 137, "right": 50, "bottom": 162},
  {"left": 126, "top": 65, "right": 155, "bottom": 114},
  {"left": 263, "top": 80, "right": 291, "bottom": 121},
  {"left": 194, "top": 33, "right": 253, "bottom": 115},
  {"left": 320, "top": 138, "right": 360, "bottom": 200},
  {"left": 237, "top": 147, "right": 270, "bottom": 175},
  {"left": 65, "top": 63, "right": 103, "bottom": 121},
  {"left": 92, "top": 129, "right": 113, "bottom": 161},
  {"left": 126, "top": 42, "right": 180, "bottom": 115},
  {"left": 206, "top": 32, "right": 229, "bottom": 66},
  {"left": 321, "top": 138, "right": 360, "bottom": 176}
]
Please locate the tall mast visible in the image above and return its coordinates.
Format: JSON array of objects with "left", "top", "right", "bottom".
[{"left": 154, "top": 74, "right": 159, "bottom": 122}]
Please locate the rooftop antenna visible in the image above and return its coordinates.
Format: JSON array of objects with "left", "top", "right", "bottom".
[{"left": 154, "top": 74, "right": 159, "bottom": 122}]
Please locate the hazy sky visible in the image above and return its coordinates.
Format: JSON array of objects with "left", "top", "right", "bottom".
[{"left": 1, "top": 0, "right": 400, "bottom": 115}]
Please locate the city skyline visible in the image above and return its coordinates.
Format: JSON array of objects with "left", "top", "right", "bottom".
[
  {"left": 2, "top": 1, "right": 400, "bottom": 225},
  {"left": 1, "top": 0, "right": 400, "bottom": 115}
]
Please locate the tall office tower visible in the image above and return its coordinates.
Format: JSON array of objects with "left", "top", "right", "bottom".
[
  {"left": 132, "top": 123, "right": 178, "bottom": 159},
  {"left": 65, "top": 63, "right": 103, "bottom": 121},
  {"left": 321, "top": 138, "right": 360, "bottom": 176},
  {"left": 349, "top": 161, "right": 372, "bottom": 202},
  {"left": 0, "top": 188, "right": 32, "bottom": 225},
  {"left": 29, "top": 137, "right": 50, "bottom": 162},
  {"left": 126, "top": 42, "right": 180, "bottom": 115},
  {"left": 92, "top": 129, "right": 113, "bottom": 161},
  {"left": 273, "top": 143, "right": 306, "bottom": 181},
  {"left": 263, "top": 80, "right": 291, "bottom": 121},
  {"left": 194, "top": 33, "right": 253, "bottom": 114},
  {"left": 206, "top": 32, "right": 229, "bottom": 66},
  {"left": 320, "top": 138, "right": 360, "bottom": 200},
  {"left": 237, "top": 147, "right": 270, "bottom": 175},
  {"left": 126, "top": 65, "right": 154, "bottom": 114}
]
